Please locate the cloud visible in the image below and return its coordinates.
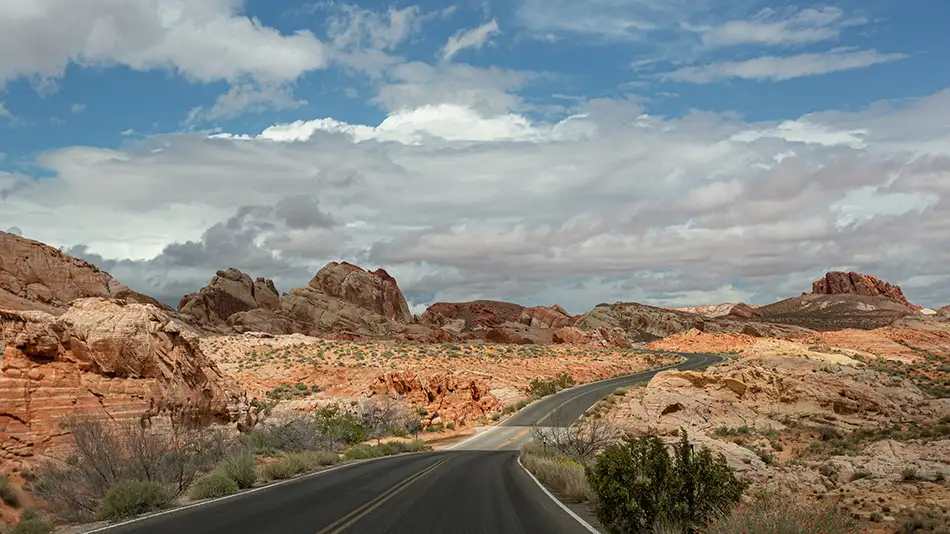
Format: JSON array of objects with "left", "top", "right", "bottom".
[
  {"left": 0, "top": 0, "right": 327, "bottom": 116},
  {"left": 441, "top": 19, "right": 500, "bottom": 61},
  {"left": 516, "top": 0, "right": 713, "bottom": 41},
  {"left": 70, "top": 103, "right": 86, "bottom": 114},
  {"left": 701, "top": 6, "right": 863, "bottom": 47},
  {"left": 5, "top": 87, "right": 950, "bottom": 312},
  {"left": 0, "top": 102, "right": 9, "bottom": 118},
  {"left": 187, "top": 82, "right": 307, "bottom": 124},
  {"left": 660, "top": 48, "right": 907, "bottom": 83}
]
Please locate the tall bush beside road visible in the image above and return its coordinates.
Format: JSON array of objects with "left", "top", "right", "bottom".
[{"left": 586, "top": 430, "right": 746, "bottom": 533}]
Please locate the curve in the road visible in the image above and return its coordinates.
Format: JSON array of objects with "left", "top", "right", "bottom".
[{"left": 86, "top": 351, "right": 724, "bottom": 534}]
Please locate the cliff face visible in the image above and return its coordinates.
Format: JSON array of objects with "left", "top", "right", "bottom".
[
  {"left": 1, "top": 299, "right": 250, "bottom": 467},
  {"left": 812, "top": 271, "right": 915, "bottom": 307}
]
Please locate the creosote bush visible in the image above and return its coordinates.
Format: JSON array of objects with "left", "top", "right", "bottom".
[
  {"left": 217, "top": 453, "right": 257, "bottom": 489},
  {"left": 586, "top": 430, "right": 746, "bottom": 533},
  {"left": 189, "top": 473, "right": 239, "bottom": 501},
  {"left": 95, "top": 480, "right": 170, "bottom": 521},
  {"left": 32, "top": 415, "right": 227, "bottom": 522}
]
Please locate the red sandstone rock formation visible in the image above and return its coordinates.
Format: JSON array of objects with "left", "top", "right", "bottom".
[
  {"left": 178, "top": 268, "right": 280, "bottom": 332},
  {"left": 369, "top": 371, "right": 499, "bottom": 428},
  {"left": 812, "top": 271, "right": 915, "bottom": 307},
  {"left": 519, "top": 305, "right": 574, "bottom": 329},
  {"left": 0, "top": 299, "right": 250, "bottom": 467},
  {"left": 420, "top": 300, "right": 525, "bottom": 329},
  {"left": 938, "top": 306, "right": 950, "bottom": 318},
  {"left": 552, "top": 326, "right": 632, "bottom": 348},
  {"left": 0, "top": 231, "right": 164, "bottom": 314}
]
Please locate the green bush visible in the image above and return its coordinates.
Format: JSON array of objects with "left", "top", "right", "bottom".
[
  {"left": 217, "top": 453, "right": 258, "bottom": 489},
  {"left": 9, "top": 509, "right": 52, "bottom": 534},
  {"left": 704, "top": 496, "right": 857, "bottom": 533},
  {"left": 0, "top": 474, "right": 19, "bottom": 507},
  {"left": 95, "top": 480, "right": 170, "bottom": 521},
  {"left": 586, "top": 431, "right": 746, "bottom": 533},
  {"left": 260, "top": 459, "right": 298, "bottom": 481},
  {"left": 189, "top": 473, "right": 239, "bottom": 500},
  {"left": 313, "top": 405, "right": 367, "bottom": 448},
  {"left": 343, "top": 444, "right": 383, "bottom": 461}
]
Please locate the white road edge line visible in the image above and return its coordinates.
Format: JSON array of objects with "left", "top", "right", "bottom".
[
  {"left": 517, "top": 456, "right": 600, "bottom": 534},
  {"left": 81, "top": 453, "right": 424, "bottom": 533}
]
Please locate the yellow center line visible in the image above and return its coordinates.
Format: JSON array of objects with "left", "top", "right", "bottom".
[
  {"left": 315, "top": 458, "right": 448, "bottom": 534},
  {"left": 492, "top": 428, "right": 532, "bottom": 450}
]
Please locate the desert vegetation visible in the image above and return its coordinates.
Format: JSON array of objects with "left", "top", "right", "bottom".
[
  {"left": 520, "top": 422, "right": 861, "bottom": 534},
  {"left": 13, "top": 396, "right": 429, "bottom": 530}
]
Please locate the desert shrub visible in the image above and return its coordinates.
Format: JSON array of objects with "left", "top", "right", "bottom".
[
  {"left": 521, "top": 448, "right": 592, "bottom": 503},
  {"left": 586, "top": 431, "right": 746, "bottom": 533},
  {"left": 313, "top": 405, "right": 367, "bottom": 450},
  {"left": 189, "top": 473, "right": 239, "bottom": 500},
  {"left": 95, "top": 479, "right": 170, "bottom": 521},
  {"left": 343, "top": 444, "right": 384, "bottom": 461},
  {"left": 217, "top": 453, "right": 257, "bottom": 489},
  {"left": 389, "top": 439, "right": 427, "bottom": 454},
  {"left": 528, "top": 378, "right": 559, "bottom": 398},
  {"left": 289, "top": 450, "right": 339, "bottom": 468},
  {"left": 704, "top": 496, "right": 858, "bottom": 533},
  {"left": 32, "top": 415, "right": 225, "bottom": 522},
  {"left": 378, "top": 443, "right": 396, "bottom": 456},
  {"left": 0, "top": 474, "right": 19, "bottom": 507},
  {"left": 8, "top": 509, "right": 52, "bottom": 534},
  {"left": 265, "top": 383, "right": 314, "bottom": 401},
  {"left": 260, "top": 459, "right": 298, "bottom": 481},
  {"left": 901, "top": 467, "right": 919, "bottom": 481}
]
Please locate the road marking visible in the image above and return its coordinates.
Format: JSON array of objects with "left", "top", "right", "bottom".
[
  {"left": 517, "top": 456, "right": 600, "bottom": 534},
  {"left": 491, "top": 427, "right": 532, "bottom": 450},
  {"left": 82, "top": 453, "right": 433, "bottom": 533},
  {"left": 315, "top": 458, "right": 448, "bottom": 534}
]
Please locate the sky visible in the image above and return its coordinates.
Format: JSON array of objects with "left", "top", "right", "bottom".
[{"left": 1, "top": 0, "right": 949, "bottom": 314}]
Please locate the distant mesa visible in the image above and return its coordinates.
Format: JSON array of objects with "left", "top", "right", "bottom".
[{"left": 811, "top": 271, "right": 917, "bottom": 308}]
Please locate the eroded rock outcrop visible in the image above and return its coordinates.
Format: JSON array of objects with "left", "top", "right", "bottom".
[
  {"left": 939, "top": 306, "right": 950, "bottom": 318},
  {"left": 519, "top": 305, "right": 574, "bottom": 329},
  {"left": 1, "top": 299, "right": 250, "bottom": 465},
  {"left": 369, "top": 371, "right": 499, "bottom": 427},
  {"left": 178, "top": 268, "right": 280, "bottom": 332},
  {"left": 552, "top": 326, "right": 631, "bottom": 348},
  {"left": 812, "top": 271, "right": 914, "bottom": 307},
  {"left": 420, "top": 300, "right": 525, "bottom": 329},
  {"left": 671, "top": 303, "right": 761, "bottom": 319},
  {"left": 0, "top": 231, "right": 163, "bottom": 314}
]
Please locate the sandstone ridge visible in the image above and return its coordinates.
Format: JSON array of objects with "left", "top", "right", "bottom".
[
  {"left": 0, "top": 231, "right": 164, "bottom": 314},
  {"left": 812, "top": 271, "right": 916, "bottom": 307}
]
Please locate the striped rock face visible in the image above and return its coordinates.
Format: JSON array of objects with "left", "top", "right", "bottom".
[{"left": 0, "top": 299, "right": 250, "bottom": 470}]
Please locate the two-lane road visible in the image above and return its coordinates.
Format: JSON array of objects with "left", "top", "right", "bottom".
[{"left": 91, "top": 352, "right": 722, "bottom": 534}]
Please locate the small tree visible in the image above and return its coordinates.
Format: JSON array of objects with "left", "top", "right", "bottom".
[
  {"left": 359, "top": 396, "right": 409, "bottom": 445},
  {"left": 586, "top": 430, "right": 746, "bottom": 533}
]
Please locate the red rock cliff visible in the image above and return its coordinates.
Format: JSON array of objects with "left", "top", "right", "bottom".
[{"left": 812, "top": 271, "right": 915, "bottom": 307}]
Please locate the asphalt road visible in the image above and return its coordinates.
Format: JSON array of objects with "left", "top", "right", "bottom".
[{"left": 90, "top": 352, "right": 722, "bottom": 534}]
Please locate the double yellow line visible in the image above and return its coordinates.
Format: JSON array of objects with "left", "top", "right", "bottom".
[{"left": 315, "top": 457, "right": 449, "bottom": 534}]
